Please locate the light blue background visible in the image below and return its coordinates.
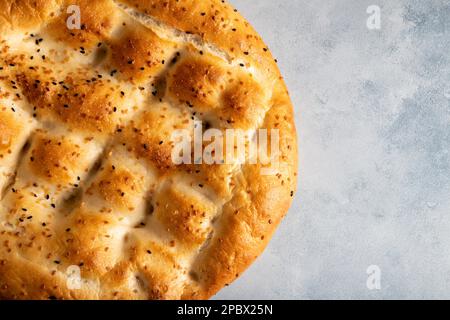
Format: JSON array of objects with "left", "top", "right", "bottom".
[{"left": 215, "top": 0, "right": 450, "bottom": 299}]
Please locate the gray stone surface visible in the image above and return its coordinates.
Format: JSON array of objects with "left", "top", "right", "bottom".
[{"left": 214, "top": 0, "right": 450, "bottom": 299}]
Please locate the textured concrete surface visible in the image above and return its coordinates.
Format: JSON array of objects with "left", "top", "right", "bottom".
[{"left": 214, "top": 0, "right": 450, "bottom": 299}]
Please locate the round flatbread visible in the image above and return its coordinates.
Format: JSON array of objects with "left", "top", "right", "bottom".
[{"left": 0, "top": 0, "right": 297, "bottom": 299}]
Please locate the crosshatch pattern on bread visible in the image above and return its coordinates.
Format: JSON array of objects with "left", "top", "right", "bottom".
[{"left": 0, "top": 0, "right": 298, "bottom": 299}]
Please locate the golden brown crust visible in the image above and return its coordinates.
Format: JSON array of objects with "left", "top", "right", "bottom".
[{"left": 0, "top": 0, "right": 298, "bottom": 300}]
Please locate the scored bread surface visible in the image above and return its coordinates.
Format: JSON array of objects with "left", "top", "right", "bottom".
[{"left": 0, "top": 0, "right": 298, "bottom": 299}]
